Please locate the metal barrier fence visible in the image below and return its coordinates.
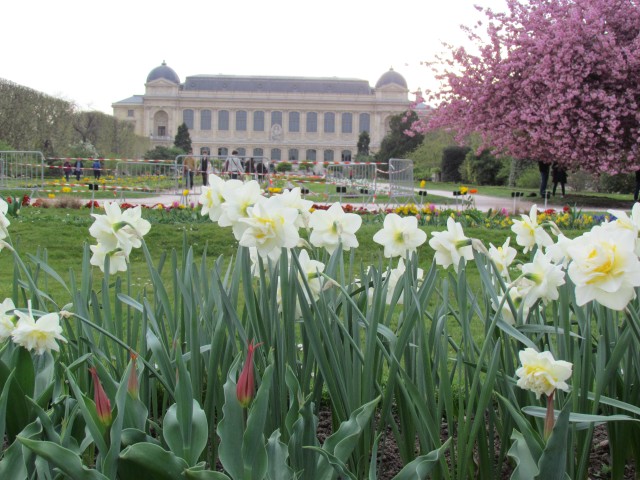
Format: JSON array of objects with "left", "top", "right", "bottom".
[
  {"left": 387, "top": 158, "right": 416, "bottom": 206},
  {"left": 113, "top": 161, "right": 180, "bottom": 200},
  {"left": 0, "top": 151, "right": 46, "bottom": 193},
  {"left": 325, "top": 162, "right": 377, "bottom": 204}
]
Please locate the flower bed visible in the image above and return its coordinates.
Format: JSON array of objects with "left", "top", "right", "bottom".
[{"left": 0, "top": 175, "right": 638, "bottom": 478}]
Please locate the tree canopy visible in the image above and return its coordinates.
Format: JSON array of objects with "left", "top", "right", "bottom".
[
  {"left": 376, "top": 111, "right": 424, "bottom": 163},
  {"left": 426, "top": 0, "right": 640, "bottom": 174},
  {"left": 174, "top": 123, "right": 192, "bottom": 153}
]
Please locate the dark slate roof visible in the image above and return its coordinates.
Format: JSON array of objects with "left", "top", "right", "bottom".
[
  {"left": 182, "top": 75, "right": 374, "bottom": 95},
  {"left": 375, "top": 68, "right": 408, "bottom": 88},
  {"left": 147, "top": 62, "right": 180, "bottom": 84},
  {"left": 113, "top": 95, "right": 144, "bottom": 105}
]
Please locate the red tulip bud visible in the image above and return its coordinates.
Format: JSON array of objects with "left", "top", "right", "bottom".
[
  {"left": 89, "top": 367, "right": 112, "bottom": 426},
  {"left": 236, "top": 340, "right": 262, "bottom": 408}
]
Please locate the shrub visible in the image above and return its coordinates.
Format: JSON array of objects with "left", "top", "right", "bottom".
[
  {"left": 596, "top": 172, "right": 635, "bottom": 194},
  {"left": 440, "top": 146, "right": 470, "bottom": 182},
  {"left": 276, "top": 161, "right": 293, "bottom": 173},
  {"left": 515, "top": 165, "right": 541, "bottom": 189}
]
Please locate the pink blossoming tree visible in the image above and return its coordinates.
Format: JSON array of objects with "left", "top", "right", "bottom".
[{"left": 424, "top": 0, "right": 640, "bottom": 174}]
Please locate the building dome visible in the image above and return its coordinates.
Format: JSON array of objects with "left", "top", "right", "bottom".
[
  {"left": 146, "top": 61, "right": 180, "bottom": 84},
  {"left": 375, "top": 68, "right": 407, "bottom": 89}
]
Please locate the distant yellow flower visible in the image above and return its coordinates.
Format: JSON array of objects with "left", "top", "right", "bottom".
[
  {"left": 183, "top": 189, "right": 190, "bottom": 196},
  {"left": 61, "top": 187, "right": 71, "bottom": 193},
  {"left": 419, "top": 180, "right": 426, "bottom": 188},
  {"left": 48, "top": 193, "right": 56, "bottom": 199},
  {"left": 459, "top": 186, "right": 468, "bottom": 195}
]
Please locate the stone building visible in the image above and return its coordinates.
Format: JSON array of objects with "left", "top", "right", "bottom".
[{"left": 112, "top": 62, "right": 412, "bottom": 163}]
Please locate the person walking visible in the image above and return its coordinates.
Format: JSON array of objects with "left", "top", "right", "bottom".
[
  {"left": 224, "top": 150, "right": 244, "bottom": 180},
  {"left": 183, "top": 151, "right": 197, "bottom": 189},
  {"left": 551, "top": 162, "right": 568, "bottom": 197},
  {"left": 538, "top": 161, "right": 550, "bottom": 198},
  {"left": 73, "top": 159, "right": 84, "bottom": 181},
  {"left": 63, "top": 160, "right": 72, "bottom": 182},
  {"left": 200, "top": 153, "right": 209, "bottom": 186},
  {"left": 92, "top": 158, "right": 102, "bottom": 181}
]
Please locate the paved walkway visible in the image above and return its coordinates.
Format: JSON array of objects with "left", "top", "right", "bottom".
[{"left": 104, "top": 187, "right": 570, "bottom": 215}]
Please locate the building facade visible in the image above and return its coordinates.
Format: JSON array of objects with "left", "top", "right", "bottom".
[{"left": 112, "top": 62, "right": 412, "bottom": 163}]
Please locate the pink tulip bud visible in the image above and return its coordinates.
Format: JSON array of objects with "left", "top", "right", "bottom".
[
  {"left": 236, "top": 341, "right": 262, "bottom": 408},
  {"left": 89, "top": 367, "right": 112, "bottom": 426}
]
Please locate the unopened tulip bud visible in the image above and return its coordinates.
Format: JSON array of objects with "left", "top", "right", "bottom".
[
  {"left": 89, "top": 367, "right": 112, "bottom": 426},
  {"left": 236, "top": 340, "right": 262, "bottom": 408}
]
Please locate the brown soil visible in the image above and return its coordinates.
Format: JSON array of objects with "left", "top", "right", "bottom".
[{"left": 316, "top": 407, "right": 636, "bottom": 479}]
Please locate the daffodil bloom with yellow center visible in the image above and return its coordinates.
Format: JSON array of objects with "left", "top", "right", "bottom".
[
  {"left": 567, "top": 225, "right": 640, "bottom": 310},
  {"left": 11, "top": 301, "right": 67, "bottom": 355},
  {"left": 511, "top": 205, "right": 553, "bottom": 254},
  {"left": 239, "top": 197, "right": 300, "bottom": 261},
  {"left": 309, "top": 202, "right": 361, "bottom": 254},
  {"left": 516, "top": 348, "right": 572, "bottom": 399},
  {"left": 373, "top": 213, "right": 427, "bottom": 258}
]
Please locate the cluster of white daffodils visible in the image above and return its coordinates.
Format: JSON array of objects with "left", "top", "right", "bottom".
[
  {"left": 89, "top": 202, "right": 151, "bottom": 273},
  {"left": 0, "top": 198, "right": 10, "bottom": 251},
  {"left": 0, "top": 299, "right": 67, "bottom": 355},
  {"left": 198, "top": 175, "right": 362, "bottom": 260},
  {"left": 507, "top": 204, "right": 640, "bottom": 312}
]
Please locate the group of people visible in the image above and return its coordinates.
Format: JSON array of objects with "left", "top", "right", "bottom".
[
  {"left": 538, "top": 161, "right": 568, "bottom": 198},
  {"left": 183, "top": 150, "right": 268, "bottom": 188},
  {"left": 62, "top": 159, "right": 103, "bottom": 182}
]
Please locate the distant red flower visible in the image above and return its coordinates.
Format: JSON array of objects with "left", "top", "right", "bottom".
[
  {"left": 563, "top": 206, "right": 571, "bottom": 213},
  {"left": 544, "top": 209, "right": 556, "bottom": 215}
]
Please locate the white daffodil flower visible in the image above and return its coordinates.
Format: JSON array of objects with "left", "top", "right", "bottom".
[
  {"left": 491, "top": 285, "right": 529, "bottom": 325},
  {"left": 545, "top": 233, "right": 574, "bottom": 267},
  {"left": 89, "top": 243, "right": 129, "bottom": 274},
  {"left": 277, "top": 187, "right": 314, "bottom": 228},
  {"left": 238, "top": 196, "right": 300, "bottom": 261},
  {"left": 199, "top": 174, "right": 226, "bottom": 222},
  {"left": 368, "top": 258, "right": 424, "bottom": 305},
  {"left": 511, "top": 204, "right": 553, "bottom": 254},
  {"left": 516, "top": 348, "right": 572, "bottom": 399},
  {"left": 567, "top": 225, "right": 640, "bottom": 310},
  {"left": 0, "top": 298, "right": 17, "bottom": 342},
  {"left": 0, "top": 198, "right": 10, "bottom": 239},
  {"left": 372, "top": 213, "right": 427, "bottom": 258},
  {"left": 218, "top": 179, "right": 262, "bottom": 240},
  {"left": 11, "top": 302, "right": 67, "bottom": 355},
  {"left": 89, "top": 201, "right": 150, "bottom": 255},
  {"left": 428, "top": 217, "right": 474, "bottom": 272},
  {"left": 603, "top": 204, "right": 640, "bottom": 256},
  {"left": 308, "top": 203, "right": 362, "bottom": 254},
  {"left": 518, "top": 250, "right": 565, "bottom": 307},
  {"left": 488, "top": 237, "right": 517, "bottom": 278}
]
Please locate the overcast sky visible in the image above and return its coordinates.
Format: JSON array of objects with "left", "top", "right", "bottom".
[{"left": 3, "top": 0, "right": 505, "bottom": 114}]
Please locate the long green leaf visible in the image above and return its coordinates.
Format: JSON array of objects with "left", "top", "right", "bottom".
[
  {"left": 118, "top": 443, "right": 189, "bottom": 480},
  {"left": 391, "top": 437, "right": 452, "bottom": 480},
  {"left": 17, "top": 436, "right": 109, "bottom": 480}
]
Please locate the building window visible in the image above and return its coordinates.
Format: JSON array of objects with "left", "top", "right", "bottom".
[
  {"left": 253, "top": 148, "right": 264, "bottom": 158},
  {"left": 127, "top": 109, "right": 134, "bottom": 117},
  {"left": 201, "top": 110, "right": 212, "bottom": 130},
  {"left": 306, "top": 149, "right": 316, "bottom": 161},
  {"left": 359, "top": 113, "right": 370, "bottom": 133},
  {"left": 324, "top": 113, "right": 335, "bottom": 133},
  {"left": 324, "top": 150, "right": 334, "bottom": 162},
  {"left": 253, "top": 111, "right": 265, "bottom": 131},
  {"left": 289, "top": 149, "right": 299, "bottom": 161},
  {"left": 218, "top": 147, "right": 228, "bottom": 157},
  {"left": 341, "top": 113, "right": 353, "bottom": 134},
  {"left": 341, "top": 150, "right": 352, "bottom": 162},
  {"left": 236, "top": 110, "right": 247, "bottom": 131},
  {"left": 237, "top": 148, "right": 246, "bottom": 158},
  {"left": 158, "top": 126, "right": 166, "bottom": 137},
  {"left": 289, "top": 112, "right": 300, "bottom": 132},
  {"left": 183, "top": 109, "right": 194, "bottom": 129},
  {"left": 306, "top": 112, "right": 317, "bottom": 132},
  {"left": 271, "top": 148, "right": 282, "bottom": 161},
  {"left": 218, "top": 110, "right": 229, "bottom": 131},
  {"left": 271, "top": 111, "right": 282, "bottom": 127}
]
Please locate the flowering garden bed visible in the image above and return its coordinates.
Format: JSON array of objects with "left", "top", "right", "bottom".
[{"left": 0, "top": 175, "right": 639, "bottom": 478}]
